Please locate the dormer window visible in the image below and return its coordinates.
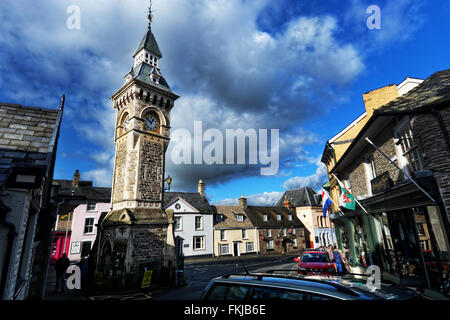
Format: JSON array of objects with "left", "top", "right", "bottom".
[
  {"left": 277, "top": 215, "right": 282, "bottom": 221},
  {"left": 236, "top": 214, "right": 244, "bottom": 222},
  {"left": 263, "top": 215, "right": 268, "bottom": 222}
]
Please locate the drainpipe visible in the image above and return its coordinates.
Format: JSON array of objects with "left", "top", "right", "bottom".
[
  {"left": 41, "top": 200, "right": 64, "bottom": 300},
  {"left": 0, "top": 201, "right": 18, "bottom": 300}
]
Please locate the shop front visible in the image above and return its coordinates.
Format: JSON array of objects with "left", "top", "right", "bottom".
[{"left": 363, "top": 175, "right": 450, "bottom": 294}]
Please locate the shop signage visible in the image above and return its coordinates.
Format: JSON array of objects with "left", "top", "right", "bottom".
[{"left": 370, "top": 171, "right": 392, "bottom": 195}]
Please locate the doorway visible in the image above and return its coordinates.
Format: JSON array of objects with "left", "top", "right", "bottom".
[{"left": 233, "top": 242, "right": 240, "bottom": 257}]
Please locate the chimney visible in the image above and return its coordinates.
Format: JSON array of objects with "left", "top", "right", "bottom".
[
  {"left": 198, "top": 179, "right": 205, "bottom": 196},
  {"left": 283, "top": 195, "right": 291, "bottom": 210},
  {"left": 73, "top": 169, "right": 80, "bottom": 187},
  {"left": 239, "top": 194, "right": 247, "bottom": 210}
]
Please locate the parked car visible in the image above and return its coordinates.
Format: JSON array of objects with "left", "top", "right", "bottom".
[
  {"left": 294, "top": 250, "right": 335, "bottom": 275},
  {"left": 200, "top": 272, "right": 425, "bottom": 300}
]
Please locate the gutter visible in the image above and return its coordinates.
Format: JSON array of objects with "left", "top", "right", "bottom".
[{"left": 0, "top": 200, "right": 18, "bottom": 300}]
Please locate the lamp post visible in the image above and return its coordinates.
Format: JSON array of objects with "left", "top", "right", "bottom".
[{"left": 164, "top": 176, "right": 172, "bottom": 191}]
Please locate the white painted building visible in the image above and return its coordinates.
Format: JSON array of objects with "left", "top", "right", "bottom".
[{"left": 163, "top": 181, "right": 214, "bottom": 258}]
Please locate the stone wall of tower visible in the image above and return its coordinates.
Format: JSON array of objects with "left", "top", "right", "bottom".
[
  {"left": 113, "top": 137, "right": 127, "bottom": 202},
  {"left": 137, "top": 136, "right": 164, "bottom": 201},
  {"left": 131, "top": 225, "right": 168, "bottom": 262}
]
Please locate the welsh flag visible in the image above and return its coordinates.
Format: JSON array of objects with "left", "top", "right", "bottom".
[{"left": 337, "top": 179, "right": 356, "bottom": 210}]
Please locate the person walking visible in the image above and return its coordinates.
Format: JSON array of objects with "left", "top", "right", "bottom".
[
  {"left": 332, "top": 245, "right": 345, "bottom": 274},
  {"left": 326, "top": 245, "right": 333, "bottom": 262},
  {"left": 55, "top": 253, "right": 70, "bottom": 292}
]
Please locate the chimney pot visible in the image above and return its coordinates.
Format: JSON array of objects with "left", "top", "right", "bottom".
[
  {"left": 73, "top": 169, "right": 80, "bottom": 187},
  {"left": 198, "top": 179, "right": 205, "bottom": 196}
]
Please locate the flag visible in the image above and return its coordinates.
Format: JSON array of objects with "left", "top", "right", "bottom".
[
  {"left": 321, "top": 188, "right": 332, "bottom": 217},
  {"left": 336, "top": 179, "right": 356, "bottom": 211}
]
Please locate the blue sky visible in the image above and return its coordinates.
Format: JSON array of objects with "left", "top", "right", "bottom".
[{"left": 1, "top": 0, "right": 449, "bottom": 205}]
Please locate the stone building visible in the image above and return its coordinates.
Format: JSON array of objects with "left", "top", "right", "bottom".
[
  {"left": 0, "top": 98, "right": 64, "bottom": 300},
  {"left": 96, "top": 8, "right": 179, "bottom": 271},
  {"left": 321, "top": 69, "right": 450, "bottom": 296},
  {"left": 276, "top": 187, "right": 336, "bottom": 249}
]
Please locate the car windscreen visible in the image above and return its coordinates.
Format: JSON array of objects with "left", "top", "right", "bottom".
[{"left": 301, "top": 253, "right": 330, "bottom": 263}]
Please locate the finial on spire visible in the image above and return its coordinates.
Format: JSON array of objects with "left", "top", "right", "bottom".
[{"left": 147, "top": 0, "right": 153, "bottom": 30}]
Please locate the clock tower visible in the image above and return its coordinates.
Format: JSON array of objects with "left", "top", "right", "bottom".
[{"left": 99, "top": 4, "right": 179, "bottom": 267}]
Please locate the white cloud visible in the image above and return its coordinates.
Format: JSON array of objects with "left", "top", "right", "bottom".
[{"left": 213, "top": 191, "right": 284, "bottom": 206}]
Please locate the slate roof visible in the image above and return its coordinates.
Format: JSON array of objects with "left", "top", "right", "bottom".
[
  {"left": 133, "top": 29, "right": 162, "bottom": 58},
  {"left": 52, "top": 179, "right": 111, "bottom": 202},
  {"left": 374, "top": 69, "right": 450, "bottom": 115},
  {"left": 130, "top": 62, "right": 172, "bottom": 91},
  {"left": 275, "top": 187, "right": 320, "bottom": 208},
  {"left": 164, "top": 192, "right": 213, "bottom": 213},
  {"left": 212, "top": 206, "right": 254, "bottom": 228},
  {"left": 0, "top": 102, "right": 63, "bottom": 188},
  {"left": 244, "top": 206, "right": 305, "bottom": 229}
]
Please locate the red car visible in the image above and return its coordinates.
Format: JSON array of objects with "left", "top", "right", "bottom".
[{"left": 294, "top": 251, "right": 336, "bottom": 275}]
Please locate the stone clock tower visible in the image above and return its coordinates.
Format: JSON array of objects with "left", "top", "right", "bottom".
[{"left": 99, "top": 5, "right": 179, "bottom": 268}]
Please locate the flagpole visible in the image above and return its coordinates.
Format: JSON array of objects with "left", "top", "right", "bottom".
[
  {"left": 331, "top": 173, "right": 368, "bottom": 214},
  {"left": 365, "top": 137, "right": 436, "bottom": 204}
]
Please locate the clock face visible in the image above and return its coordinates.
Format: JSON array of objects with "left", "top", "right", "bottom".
[
  {"left": 144, "top": 113, "right": 159, "bottom": 131},
  {"left": 124, "top": 116, "right": 130, "bottom": 131}
]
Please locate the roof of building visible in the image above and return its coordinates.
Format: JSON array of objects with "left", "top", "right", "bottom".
[
  {"left": 52, "top": 179, "right": 111, "bottom": 202},
  {"left": 133, "top": 29, "right": 162, "bottom": 58},
  {"left": 0, "top": 101, "right": 63, "bottom": 189},
  {"left": 212, "top": 206, "right": 254, "bottom": 228},
  {"left": 275, "top": 187, "right": 320, "bottom": 208},
  {"left": 374, "top": 69, "right": 450, "bottom": 115},
  {"left": 130, "top": 62, "right": 172, "bottom": 91},
  {"left": 164, "top": 192, "right": 213, "bottom": 213},
  {"left": 245, "top": 206, "right": 305, "bottom": 229}
]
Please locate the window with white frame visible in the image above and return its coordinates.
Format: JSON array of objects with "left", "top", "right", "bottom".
[
  {"left": 242, "top": 229, "right": 247, "bottom": 239},
  {"left": 263, "top": 215, "right": 268, "bottom": 221},
  {"left": 174, "top": 216, "right": 182, "bottom": 231},
  {"left": 84, "top": 218, "right": 95, "bottom": 234},
  {"left": 195, "top": 216, "right": 203, "bottom": 230},
  {"left": 193, "top": 236, "right": 205, "bottom": 250},
  {"left": 220, "top": 244, "right": 229, "bottom": 255},
  {"left": 246, "top": 242, "right": 254, "bottom": 252},
  {"left": 220, "top": 230, "right": 226, "bottom": 241},
  {"left": 266, "top": 240, "right": 274, "bottom": 250},
  {"left": 87, "top": 203, "right": 96, "bottom": 211},
  {"left": 267, "top": 229, "right": 272, "bottom": 238},
  {"left": 395, "top": 120, "right": 423, "bottom": 175},
  {"left": 236, "top": 214, "right": 244, "bottom": 222},
  {"left": 216, "top": 214, "right": 224, "bottom": 223},
  {"left": 277, "top": 215, "right": 282, "bottom": 221}
]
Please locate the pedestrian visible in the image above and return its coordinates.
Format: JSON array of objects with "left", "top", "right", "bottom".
[
  {"left": 326, "top": 245, "right": 333, "bottom": 262},
  {"left": 332, "top": 245, "right": 345, "bottom": 274},
  {"left": 55, "top": 253, "right": 70, "bottom": 292}
]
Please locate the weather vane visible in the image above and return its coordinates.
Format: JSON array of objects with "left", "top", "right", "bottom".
[{"left": 147, "top": 0, "right": 154, "bottom": 29}]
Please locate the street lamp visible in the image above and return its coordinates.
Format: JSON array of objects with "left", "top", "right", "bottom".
[{"left": 165, "top": 176, "right": 172, "bottom": 191}]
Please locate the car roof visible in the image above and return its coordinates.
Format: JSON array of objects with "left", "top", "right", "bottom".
[{"left": 208, "top": 273, "right": 364, "bottom": 300}]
